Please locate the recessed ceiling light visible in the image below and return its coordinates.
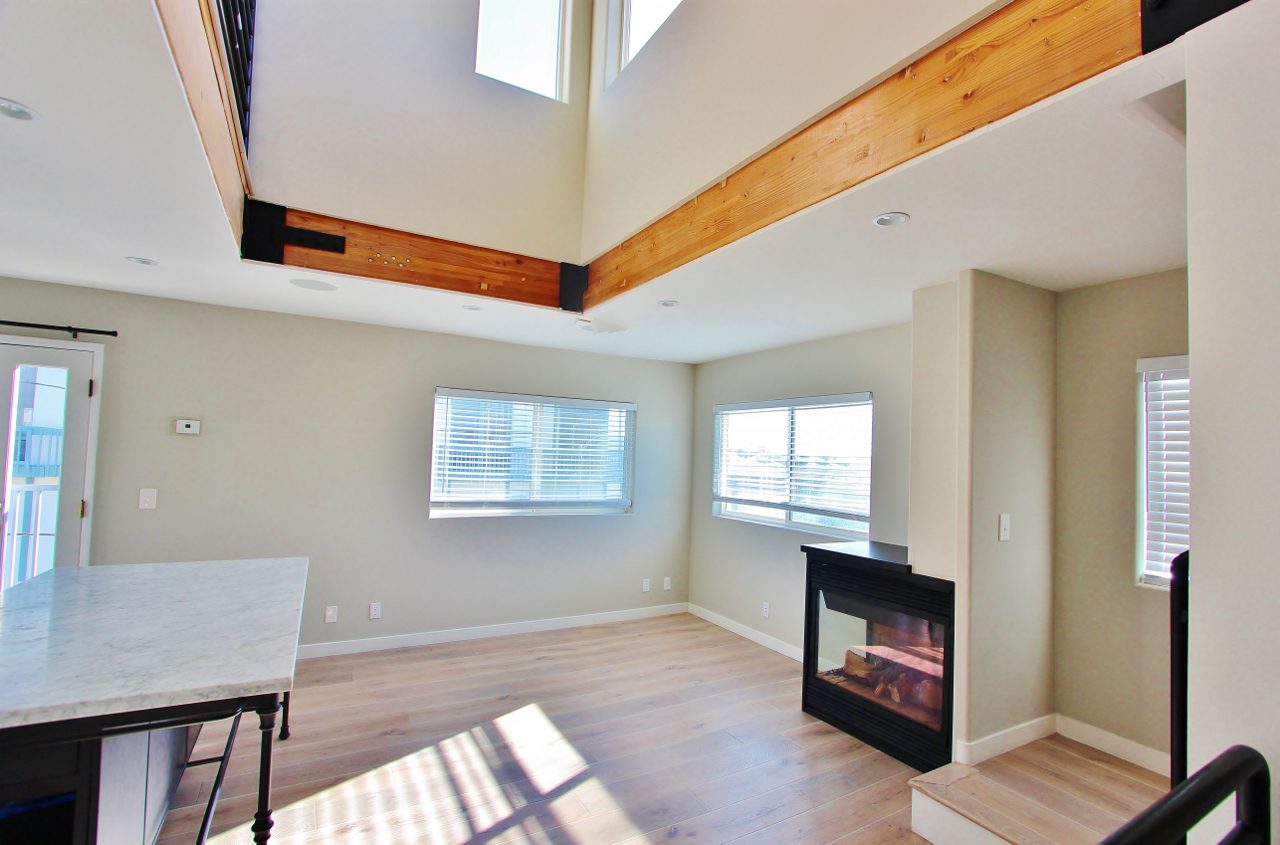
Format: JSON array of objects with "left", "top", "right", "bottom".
[
  {"left": 873, "top": 211, "right": 911, "bottom": 227},
  {"left": 462, "top": 303, "right": 482, "bottom": 311},
  {"left": 125, "top": 256, "right": 158, "bottom": 266},
  {"left": 289, "top": 278, "right": 337, "bottom": 292},
  {"left": 0, "top": 97, "right": 36, "bottom": 121},
  {"left": 658, "top": 299, "right": 679, "bottom": 308}
]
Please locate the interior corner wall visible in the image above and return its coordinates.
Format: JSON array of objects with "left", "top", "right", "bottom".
[
  {"left": 0, "top": 275, "right": 693, "bottom": 647},
  {"left": 248, "top": 0, "right": 591, "bottom": 262},
  {"left": 1054, "top": 269, "right": 1187, "bottom": 755},
  {"left": 687, "top": 324, "right": 912, "bottom": 652},
  {"left": 1184, "top": 0, "right": 1280, "bottom": 838},
  {"left": 964, "top": 270, "right": 1056, "bottom": 742},
  {"left": 579, "top": 0, "right": 1008, "bottom": 260}
]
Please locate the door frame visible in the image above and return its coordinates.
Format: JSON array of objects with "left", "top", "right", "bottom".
[{"left": 0, "top": 333, "right": 105, "bottom": 567}]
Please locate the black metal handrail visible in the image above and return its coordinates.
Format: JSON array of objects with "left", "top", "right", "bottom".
[
  {"left": 1102, "top": 745, "right": 1270, "bottom": 845},
  {"left": 214, "top": 0, "right": 256, "bottom": 146},
  {"left": 1172, "top": 549, "right": 1189, "bottom": 786}
]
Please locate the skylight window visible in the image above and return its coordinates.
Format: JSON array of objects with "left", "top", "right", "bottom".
[
  {"left": 623, "top": 0, "right": 682, "bottom": 65},
  {"left": 475, "top": 0, "right": 568, "bottom": 102}
]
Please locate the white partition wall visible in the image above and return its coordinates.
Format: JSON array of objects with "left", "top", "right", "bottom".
[{"left": 1184, "top": 0, "right": 1280, "bottom": 838}]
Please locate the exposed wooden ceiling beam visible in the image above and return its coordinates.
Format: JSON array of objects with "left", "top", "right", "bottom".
[
  {"left": 245, "top": 203, "right": 566, "bottom": 309},
  {"left": 584, "top": 0, "right": 1142, "bottom": 310},
  {"left": 154, "top": 0, "right": 251, "bottom": 242}
]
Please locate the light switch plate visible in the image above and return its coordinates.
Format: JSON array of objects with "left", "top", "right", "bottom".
[
  {"left": 138, "top": 488, "right": 157, "bottom": 510},
  {"left": 175, "top": 419, "right": 201, "bottom": 435},
  {"left": 998, "top": 512, "right": 1011, "bottom": 542}
]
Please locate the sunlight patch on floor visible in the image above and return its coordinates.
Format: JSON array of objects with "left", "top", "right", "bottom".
[{"left": 207, "top": 703, "right": 638, "bottom": 844}]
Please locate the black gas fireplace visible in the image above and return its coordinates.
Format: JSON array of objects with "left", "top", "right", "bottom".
[{"left": 801, "top": 541, "right": 955, "bottom": 772}]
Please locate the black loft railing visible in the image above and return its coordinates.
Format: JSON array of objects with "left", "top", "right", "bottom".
[
  {"left": 1172, "top": 550, "right": 1190, "bottom": 787},
  {"left": 214, "top": 0, "right": 256, "bottom": 146},
  {"left": 1101, "top": 745, "right": 1270, "bottom": 845}
]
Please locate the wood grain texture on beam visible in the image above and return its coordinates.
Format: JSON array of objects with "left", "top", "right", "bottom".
[
  {"left": 585, "top": 0, "right": 1142, "bottom": 309},
  {"left": 281, "top": 209, "right": 562, "bottom": 308},
  {"left": 154, "top": 0, "right": 251, "bottom": 242}
]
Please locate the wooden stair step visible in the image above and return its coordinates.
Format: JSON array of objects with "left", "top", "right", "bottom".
[{"left": 909, "top": 736, "right": 1168, "bottom": 844}]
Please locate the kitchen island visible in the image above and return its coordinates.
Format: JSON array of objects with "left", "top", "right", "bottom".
[{"left": 0, "top": 557, "right": 308, "bottom": 844}]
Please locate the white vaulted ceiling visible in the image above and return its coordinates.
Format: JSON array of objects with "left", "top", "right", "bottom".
[{"left": 0, "top": 1, "right": 1186, "bottom": 363}]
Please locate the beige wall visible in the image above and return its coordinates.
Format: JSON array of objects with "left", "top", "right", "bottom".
[
  {"left": 687, "top": 324, "right": 912, "bottom": 650},
  {"left": 580, "top": 0, "right": 1006, "bottom": 259},
  {"left": 965, "top": 270, "right": 1057, "bottom": 741},
  {"left": 1055, "top": 270, "right": 1187, "bottom": 754},
  {"left": 250, "top": 0, "right": 591, "bottom": 261},
  {"left": 0, "top": 275, "right": 692, "bottom": 646},
  {"left": 909, "top": 282, "right": 961, "bottom": 582},
  {"left": 1185, "top": 0, "right": 1280, "bottom": 837}
]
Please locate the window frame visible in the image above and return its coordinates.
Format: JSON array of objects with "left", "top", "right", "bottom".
[
  {"left": 429, "top": 387, "right": 636, "bottom": 519},
  {"left": 604, "top": 0, "right": 682, "bottom": 86},
  {"left": 1135, "top": 355, "right": 1190, "bottom": 590},
  {"left": 475, "top": 0, "right": 573, "bottom": 103},
  {"left": 711, "top": 392, "right": 873, "bottom": 540}
]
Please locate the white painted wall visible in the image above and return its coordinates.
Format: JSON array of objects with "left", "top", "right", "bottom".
[
  {"left": 1184, "top": 0, "right": 1280, "bottom": 837},
  {"left": 909, "top": 282, "right": 961, "bottom": 582},
  {"left": 249, "top": 0, "right": 591, "bottom": 261},
  {"left": 0, "top": 275, "right": 692, "bottom": 647},
  {"left": 1055, "top": 269, "right": 1187, "bottom": 754},
  {"left": 580, "top": 0, "right": 1006, "bottom": 260},
  {"left": 687, "top": 324, "right": 912, "bottom": 650},
  {"left": 964, "top": 270, "right": 1056, "bottom": 741}
]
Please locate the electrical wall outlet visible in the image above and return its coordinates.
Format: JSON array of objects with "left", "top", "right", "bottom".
[
  {"left": 642, "top": 578, "right": 651, "bottom": 593},
  {"left": 324, "top": 605, "right": 338, "bottom": 624},
  {"left": 762, "top": 601, "right": 770, "bottom": 619},
  {"left": 138, "top": 488, "right": 157, "bottom": 510},
  {"left": 369, "top": 601, "right": 382, "bottom": 620},
  {"left": 663, "top": 576, "right": 672, "bottom": 591}
]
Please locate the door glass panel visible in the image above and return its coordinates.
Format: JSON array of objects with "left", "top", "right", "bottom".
[{"left": 3, "top": 365, "right": 69, "bottom": 590}]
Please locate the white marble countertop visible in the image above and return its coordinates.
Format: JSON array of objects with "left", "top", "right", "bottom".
[{"left": 0, "top": 558, "right": 308, "bottom": 729}]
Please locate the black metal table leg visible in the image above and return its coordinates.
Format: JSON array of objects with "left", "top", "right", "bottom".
[
  {"left": 250, "top": 699, "right": 278, "bottom": 844},
  {"left": 192, "top": 712, "right": 242, "bottom": 845},
  {"left": 279, "top": 691, "right": 291, "bottom": 740}
]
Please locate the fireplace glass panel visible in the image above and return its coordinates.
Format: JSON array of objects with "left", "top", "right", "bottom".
[{"left": 814, "top": 588, "right": 946, "bottom": 732}]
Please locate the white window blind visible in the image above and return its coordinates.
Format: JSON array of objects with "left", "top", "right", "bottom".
[
  {"left": 431, "top": 388, "right": 636, "bottom": 518},
  {"left": 1138, "top": 357, "right": 1190, "bottom": 587},
  {"left": 712, "top": 393, "right": 872, "bottom": 538}
]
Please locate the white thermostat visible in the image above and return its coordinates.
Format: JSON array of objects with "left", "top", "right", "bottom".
[{"left": 175, "top": 419, "right": 202, "bottom": 435}]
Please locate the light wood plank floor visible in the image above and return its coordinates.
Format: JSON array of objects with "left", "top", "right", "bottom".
[
  {"left": 159, "top": 614, "right": 925, "bottom": 845},
  {"left": 910, "top": 735, "right": 1169, "bottom": 844}
]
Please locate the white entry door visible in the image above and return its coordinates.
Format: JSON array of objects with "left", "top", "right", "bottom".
[{"left": 0, "top": 338, "right": 101, "bottom": 591}]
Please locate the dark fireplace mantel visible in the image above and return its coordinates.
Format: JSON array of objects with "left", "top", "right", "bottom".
[{"left": 801, "top": 541, "right": 955, "bottom": 772}]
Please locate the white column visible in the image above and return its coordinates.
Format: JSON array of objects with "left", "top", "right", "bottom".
[{"left": 1185, "top": 0, "right": 1280, "bottom": 838}]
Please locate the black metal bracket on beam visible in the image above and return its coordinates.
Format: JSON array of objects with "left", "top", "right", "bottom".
[
  {"left": 241, "top": 198, "right": 346, "bottom": 264},
  {"left": 1142, "top": 0, "right": 1252, "bottom": 53},
  {"left": 559, "top": 263, "right": 588, "bottom": 313}
]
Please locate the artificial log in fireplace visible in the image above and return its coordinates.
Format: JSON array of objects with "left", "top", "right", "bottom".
[{"left": 802, "top": 541, "right": 954, "bottom": 772}]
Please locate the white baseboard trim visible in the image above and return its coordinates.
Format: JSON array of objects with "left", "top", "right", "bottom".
[
  {"left": 1056, "top": 714, "right": 1171, "bottom": 777},
  {"left": 911, "top": 790, "right": 1006, "bottom": 845},
  {"left": 297, "top": 602, "right": 689, "bottom": 659},
  {"left": 686, "top": 603, "right": 803, "bottom": 662},
  {"left": 954, "top": 713, "right": 1169, "bottom": 775},
  {"left": 955, "top": 714, "right": 1058, "bottom": 765}
]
